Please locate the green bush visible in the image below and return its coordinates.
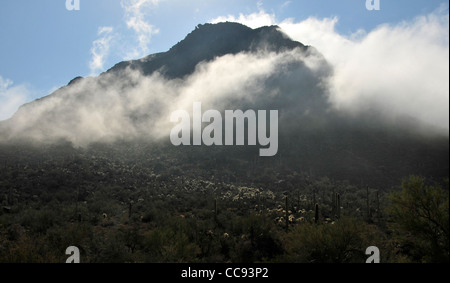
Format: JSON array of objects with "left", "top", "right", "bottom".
[
  {"left": 387, "top": 176, "right": 449, "bottom": 263},
  {"left": 281, "top": 217, "right": 381, "bottom": 263}
]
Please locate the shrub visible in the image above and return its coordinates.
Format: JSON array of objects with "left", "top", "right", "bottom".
[{"left": 387, "top": 176, "right": 449, "bottom": 263}]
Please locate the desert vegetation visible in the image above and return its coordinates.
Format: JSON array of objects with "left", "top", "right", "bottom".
[{"left": 0, "top": 142, "right": 447, "bottom": 263}]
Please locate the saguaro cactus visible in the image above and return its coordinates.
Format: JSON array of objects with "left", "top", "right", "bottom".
[
  {"left": 376, "top": 190, "right": 381, "bottom": 219},
  {"left": 314, "top": 203, "right": 319, "bottom": 224},
  {"left": 285, "top": 196, "right": 289, "bottom": 231},
  {"left": 366, "top": 186, "right": 372, "bottom": 221},
  {"left": 129, "top": 201, "right": 133, "bottom": 221},
  {"left": 336, "top": 193, "right": 341, "bottom": 219},
  {"left": 214, "top": 198, "right": 218, "bottom": 222},
  {"left": 332, "top": 189, "right": 336, "bottom": 216},
  {"left": 312, "top": 189, "right": 316, "bottom": 210}
]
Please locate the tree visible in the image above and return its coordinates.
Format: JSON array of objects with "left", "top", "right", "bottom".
[{"left": 388, "top": 176, "right": 449, "bottom": 263}]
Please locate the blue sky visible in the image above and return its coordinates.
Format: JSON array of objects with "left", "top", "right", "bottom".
[{"left": 0, "top": 0, "right": 449, "bottom": 121}]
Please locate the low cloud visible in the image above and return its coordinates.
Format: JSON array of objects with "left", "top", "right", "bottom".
[
  {"left": 1, "top": 47, "right": 330, "bottom": 145},
  {"left": 1, "top": 6, "right": 448, "bottom": 146},
  {"left": 211, "top": 7, "right": 450, "bottom": 132}
]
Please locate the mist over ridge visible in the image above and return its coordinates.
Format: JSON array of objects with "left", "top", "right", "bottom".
[
  {"left": 0, "top": 22, "right": 447, "bottom": 187},
  {"left": 0, "top": 22, "right": 334, "bottom": 145}
]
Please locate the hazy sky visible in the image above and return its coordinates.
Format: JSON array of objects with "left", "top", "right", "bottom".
[{"left": 0, "top": 0, "right": 449, "bottom": 125}]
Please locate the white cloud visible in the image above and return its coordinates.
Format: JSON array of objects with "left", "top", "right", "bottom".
[
  {"left": 2, "top": 5, "right": 448, "bottom": 144},
  {"left": 121, "top": 0, "right": 160, "bottom": 59},
  {"left": 281, "top": 1, "right": 292, "bottom": 10},
  {"left": 86, "top": 0, "right": 160, "bottom": 74},
  {"left": 0, "top": 76, "right": 31, "bottom": 121},
  {"left": 211, "top": 10, "right": 277, "bottom": 29},
  {"left": 87, "top": 0, "right": 160, "bottom": 72},
  {"left": 1, "top": 47, "right": 329, "bottom": 145},
  {"left": 257, "top": 1, "right": 263, "bottom": 10},
  {"left": 211, "top": 7, "right": 450, "bottom": 132},
  {"left": 0, "top": 76, "right": 13, "bottom": 91},
  {"left": 89, "top": 26, "right": 115, "bottom": 75}
]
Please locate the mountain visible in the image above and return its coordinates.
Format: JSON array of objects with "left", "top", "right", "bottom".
[
  {"left": 0, "top": 22, "right": 329, "bottom": 145},
  {"left": 0, "top": 22, "right": 448, "bottom": 188},
  {"left": 108, "top": 22, "right": 309, "bottom": 79}
]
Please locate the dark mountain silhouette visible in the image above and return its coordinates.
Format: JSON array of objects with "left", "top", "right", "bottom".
[
  {"left": 0, "top": 22, "right": 448, "bottom": 189},
  {"left": 108, "top": 22, "right": 309, "bottom": 79}
]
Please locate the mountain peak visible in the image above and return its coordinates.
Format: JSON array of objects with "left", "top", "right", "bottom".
[
  {"left": 108, "top": 22, "right": 308, "bottom": 79},
  {"left": 175, "top": 22, "right": 304, "bottom": 52}
]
